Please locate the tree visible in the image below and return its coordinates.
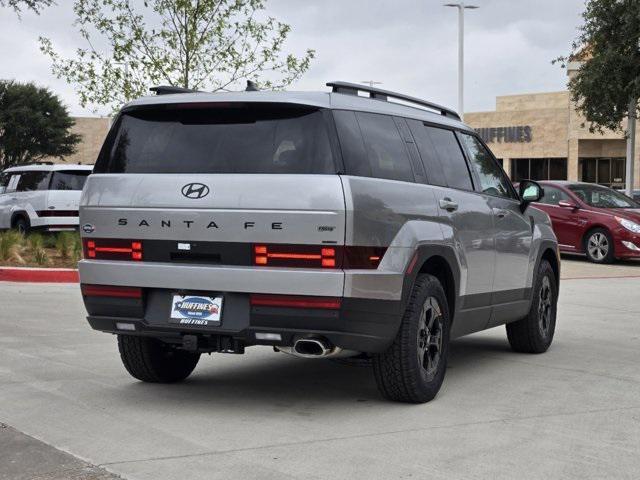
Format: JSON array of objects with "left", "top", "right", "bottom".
[
  {"left": 0, "top": 81, "right": 81, "bottom": 169},
  {"left": 555, "top": 0, "right": 639, "bottom": 194},
  {"left": 39, "top": 0, "right": 315, "bottom": 113},
  {"left": 0, "top": 0, "right": 54, "bottom": 14},
  {"left": 556, "top": 0, "right": 639, "bottom": 134}
]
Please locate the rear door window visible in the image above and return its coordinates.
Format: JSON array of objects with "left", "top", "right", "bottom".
[
  {"left": 50, "top": 170, "right": 91, "bottom": 190},
  {"left": 95, "top": 105, "right": 336, "bottom": 174},
  {"left": 16, "top": 171, "right": 50, "bottom": 192},
  {"left": 355, "top": 112, "right": 415, "bottom": 182},
  {"left": 406, "top": 120, "right": 447, "bottom": 186},
  {"left": 424, "top": 126, "right": 474, "bottom": 191}
]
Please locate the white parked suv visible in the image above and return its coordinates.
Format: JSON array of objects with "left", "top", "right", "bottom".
[{"left": 0, "top": 163, "right": 93, "bottom": 233}]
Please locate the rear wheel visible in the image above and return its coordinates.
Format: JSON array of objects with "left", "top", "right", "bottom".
[
  {"left": 584, "top": 228, "right": 614, "bottom": 263},
  {"left": 117, "top": 335, "right": 200, "bottom": 383},
  {"left": 372, "top": 274, "right": 450, "bottom": 403},
  {"left": 506, "top": 259, "right": 557, "bottom": 353}
]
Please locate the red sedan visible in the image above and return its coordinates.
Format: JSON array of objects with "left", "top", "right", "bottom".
[{"left": 532, "top": 181, "right": 640, "bottom": 263}]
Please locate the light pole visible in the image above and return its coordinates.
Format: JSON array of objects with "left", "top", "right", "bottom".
[{"left": 444, "top": 2, "right": 478, "bottom": 120}]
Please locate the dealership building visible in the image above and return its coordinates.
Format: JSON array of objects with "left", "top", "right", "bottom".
[{"left": 465, "top": 63, "right": 640, "bottom": 189}]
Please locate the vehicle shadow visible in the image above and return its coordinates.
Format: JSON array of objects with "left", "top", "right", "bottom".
[{"left": 116, "top": 334, "right": 515, "bottom": 407}]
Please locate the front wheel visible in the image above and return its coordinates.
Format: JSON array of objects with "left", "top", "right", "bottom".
[
  {"left": 372, "top": 274, "right": 450, "bottom": 403},
  {"left": 117, "top": 335, "right": 200, "bottom": 383},
  {"left": 506, "top": 259, "right": 558, "bottom": 353},
  {"left": 12, "top": 216, "right": 29, "bottom": 234},
  {"left": 584, "top": 228, "right": 614, "bottom": 263}
]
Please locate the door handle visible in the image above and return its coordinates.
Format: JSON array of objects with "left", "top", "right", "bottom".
[
  {"left": 495, "top": 209, "right": 509, "bottom": 219},
  {"left": 439, "top": 198, "right": 458, "bottom": 212}
]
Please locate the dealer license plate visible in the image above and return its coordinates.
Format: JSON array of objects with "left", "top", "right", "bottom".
[{"left": 169, "top": 295, "right": 223, "bottom": 326}]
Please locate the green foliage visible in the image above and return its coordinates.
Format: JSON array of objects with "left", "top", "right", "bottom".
[
  {"left": 26, "top": 232, "right": 44, "bottom": 251},
  {"left": 71, "top": 234, "right": 83, "bottom": 262},
  {"left": 39, "top": 0, "right": 315, "bottom": 113},
  {"left": 0, "top": 230, "right": 24, "bottom": 263},
  {"left": 0, "top": 81, "right": 81, "bottom": 169},
  {"left": 33, "top": 247, "right": 49, "bottom": 266},
  {"left": 0, "top": 0, "right": 53, "bottom": 15},
  {"left": 555, "top": 0, "right": 640, "bottom": 133},
  {"left": 55, "top": 231, "right": 75, "bottom": 259}
]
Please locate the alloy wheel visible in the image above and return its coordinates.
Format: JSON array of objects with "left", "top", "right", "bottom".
[
  {"left": 417, "top": 296, "right": 444, "bottom": 379},
  {"left": 538, "top": 275, "right": 553, "bottom": 337},
  {"left": 587, "top": 232, "right": 609, "bottom": 261}
]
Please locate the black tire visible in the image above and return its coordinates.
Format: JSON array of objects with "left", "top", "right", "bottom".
[
  {"left": 584, "top": 228, "right": 614, "bottom": 263},
  {"left": 506, "top": 259, "right": 558, "bottom": 354},
  {"left": 372, "top": 274, "right": 450, "bottom": 403},
  {"left": 12, "top": 216, "right": 29, "bottom": 234},
  {"left": 117, "top": 335, "right": 200, "bottom": 383}
]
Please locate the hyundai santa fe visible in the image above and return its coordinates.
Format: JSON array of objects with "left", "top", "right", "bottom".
[{"left": 78, "top": 81, "right": 560, "bottom": 403}]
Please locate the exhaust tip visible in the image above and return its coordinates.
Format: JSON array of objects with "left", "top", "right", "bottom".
[{"left": 293, "top": 338, "right": 331, "bottom": 357}]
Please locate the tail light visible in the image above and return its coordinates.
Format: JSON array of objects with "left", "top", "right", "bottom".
[
  {"left": 253, "top": 244, "right": 338, "bottom": 268},
  {"left": 81, "top": 284, "right": 142, "bottom": 298},
  {"left": 253, "top": 244, "right": 386, "bottom": 269},
  {"left": 83, "top": 239, "right": 143, "bottom": 261},
  {"left": 250, "top": 294, "right": 341, "bottom": 309}
]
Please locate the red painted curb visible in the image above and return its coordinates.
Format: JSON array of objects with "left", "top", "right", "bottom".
[{"left": 0, "top": 267, "right": 79, "bottom": 283}]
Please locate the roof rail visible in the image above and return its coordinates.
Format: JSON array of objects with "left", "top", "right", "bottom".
[
  {"left": 149, "top": 85, "right": 200, "bottom": 95},
  {"left": 326, "top": 81, "right": 461, "bottom": 121},
  {"left": 7, "top": 161, "right": 55, "bottom": 168}
]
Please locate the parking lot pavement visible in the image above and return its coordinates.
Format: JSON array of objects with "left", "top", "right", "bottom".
[
  {"left": 1, "top": 257, "right": 639, "bottom": 480},
  {"left": 0, "top": 424, "right": 121, "bottom": 480}
]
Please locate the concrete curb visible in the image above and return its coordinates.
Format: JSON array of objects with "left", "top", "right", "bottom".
[{"left": 0, "top": 266, "right": 79, "bottom": 283}]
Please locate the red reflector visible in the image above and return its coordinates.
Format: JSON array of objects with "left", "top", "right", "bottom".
[
  {"left": 321, "top": 258, "right": 336, "bottom": 267},
  {"left": 250, "top": 294, "right": 341, "bottom": 310},
  {"left": 81, "top": 284, "right": 142, "bottom": 298}
]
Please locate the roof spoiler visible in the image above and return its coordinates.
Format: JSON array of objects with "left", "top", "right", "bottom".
[{"left": 326, "top": 81, "right": 461, "bottom": 121}]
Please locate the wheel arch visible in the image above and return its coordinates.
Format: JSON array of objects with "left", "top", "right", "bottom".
[
  {"left": 402, "top": 245, "right": 460, "bottom": 327},
  {"left": 10, "top": 211, "right": 30, "bottom": 228}
]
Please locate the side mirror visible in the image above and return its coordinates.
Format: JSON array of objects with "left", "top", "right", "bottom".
[
  {"left": 558, "top": 200, "right": 578, "bottom": 210},
  {"left": 519, "top": 180, "right": 543, "bottom": 212}
]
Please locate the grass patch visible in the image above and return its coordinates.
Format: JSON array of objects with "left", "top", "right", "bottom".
[{"left": 0, "top": 231, "right": 81, "bottom": 268}]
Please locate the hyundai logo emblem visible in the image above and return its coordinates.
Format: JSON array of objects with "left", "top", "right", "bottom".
[{"left": 181, "top": 183, "right": 210, "bottom": 199}]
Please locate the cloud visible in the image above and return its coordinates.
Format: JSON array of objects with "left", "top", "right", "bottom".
[{"left": 0, "top": 0, "right": 585, "bottom": 117}]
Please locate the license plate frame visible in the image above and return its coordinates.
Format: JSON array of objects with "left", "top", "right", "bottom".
[{"left": 169, "top": 294, "right": 223, "bottom": 327}]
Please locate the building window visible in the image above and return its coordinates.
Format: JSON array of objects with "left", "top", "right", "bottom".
[
  {"left": 579, "top": 158, "right": 625, "bottom": 188},
  {"left": 510, "top": 158, "right": 568, "bottom": 182}
]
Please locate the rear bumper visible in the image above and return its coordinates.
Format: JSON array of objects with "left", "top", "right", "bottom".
[
  {"left": 84, "top": 292, "right": 402, "bottom": 353},
  {"left": 78, "top": 259, "right": 407, "bottom": 352},
  {"left": 31, "top": 217, "right": 79, "bottom": 231}
]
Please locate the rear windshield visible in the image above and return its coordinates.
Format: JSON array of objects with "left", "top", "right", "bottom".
[
  {"left": 95, "top": 104, "right": 336, "bottom": 174},
  {"left": 50, "top": 170, "right": 91, "bottom": 190}
]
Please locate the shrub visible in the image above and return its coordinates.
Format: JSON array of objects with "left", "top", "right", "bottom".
[
  {"left": 55, "top": 232, "right": 75, "bottom": 259},
  {"left": 27, "top": 233, "right": 44, "bottom": 251},
  {"left": 0, "top": 230, "right": 25, "bottom": 263},
  {"left": 33, "top": 247, "right": 49, "bottom": 266}
]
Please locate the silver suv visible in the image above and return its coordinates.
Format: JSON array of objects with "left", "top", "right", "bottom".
[{"left": 79, "top": 82, "right": 560, "bottom": 403}]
